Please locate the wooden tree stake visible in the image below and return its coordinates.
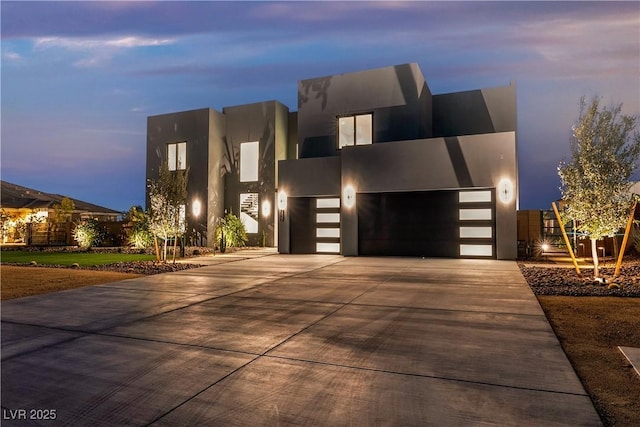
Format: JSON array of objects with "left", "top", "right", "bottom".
[
  {"left": 552, "top": 202, "right": 581, "bottom": 277},
  {"left": 614, "top": 201, "right": 637, "bottom": 278}
]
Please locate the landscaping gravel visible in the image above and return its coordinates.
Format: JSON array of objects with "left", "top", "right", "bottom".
[
  {"left": 5, "top": 261, "right": 204, "bottom": 276},
  {"left": 519, "top": 263, "right": 640, "bottom": 297}
]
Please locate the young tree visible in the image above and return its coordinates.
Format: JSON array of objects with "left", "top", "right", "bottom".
[
  {"left": 52, "top": 197, "right": 75, "bottom": 222},
  {"left": 147, "top": 164, "right": 188, "bottom": 262},
  {"left": 558, "top": 96, "right": 640, "bottom": 277}
]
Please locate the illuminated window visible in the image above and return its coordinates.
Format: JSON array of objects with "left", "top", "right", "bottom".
[
  {"left": 240, "top": 193, "right": 259, "bottom": 233},
  {"left": 240, "top": 141, "right": 259, "bottom": 182},
  {"left": 459, "top": 191, "right": 492, "bottom": 203},
  {"left": 317, "top": 242, "right": 341, "bottom": 253},
  {"left": 316, "top": 228, "right": 340, "bottom": 238},
  {"left": 460, "top": 244, "right": 493, "bottom": 257},
  {"left": 316, "top": 213, "right": 340, "bottom": 223},
  {"left": 167, "top": 142, "right": 187, "bottom": 171},
  {"left": 459, "top": 208, "right": 492, "bottom": 221},
  {"left": 316, "top": 198, "right": 340, "bottom": 209},
  {"left": 178, "top": 204, "right": 186, "bottom": 232},
  {"left": 338, "top": 113, "right": 372, "bottom": 148},
  {"left": 459, "top": 227, "right": 492, "bottom": 238}
]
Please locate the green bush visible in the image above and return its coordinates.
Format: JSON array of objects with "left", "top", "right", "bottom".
[
  {"left": 73, "top": 219, "right": 105, "bottom": 248},
  {"left": 128, "top": 226, "right": 154, "bottom": 249},
  {"left": 124, "top": 206, "right": 154, "bottom": 249},
  {"left": 215, "top": 213, "right": 247, "bottom": 252}
]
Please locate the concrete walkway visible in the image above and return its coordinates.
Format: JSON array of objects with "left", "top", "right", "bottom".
[{"left": 2, "top": 253, "right": 602, "bottom": 426}]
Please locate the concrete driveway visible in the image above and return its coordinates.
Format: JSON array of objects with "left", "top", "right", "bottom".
[{"left": 1, "top": 252, "right": 601, "bottom": 426}]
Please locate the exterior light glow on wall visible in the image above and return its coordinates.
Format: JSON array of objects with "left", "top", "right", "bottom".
[
  {"left": 277, "top": 190, "right": 287, "bottom": 221},
  {"left": 262, "top": 200, "right": 271, "bottom": 218},
  {"left": 497, "top": 178, "right": 514, "bottom": 204},
  {"left": 343, "top": 185, "right": 356, "bottom": 208},
  {"left": 192, "top": 199, "right": 201, "bottom": 217}
]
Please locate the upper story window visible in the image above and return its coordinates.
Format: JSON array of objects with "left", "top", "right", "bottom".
[
  {"left": 167, "top": 142, "right": 187, "bottom": 171},
  {"left": 338, "top": 113, "right": 372, "bottom": 149},
  {"left": 240, "top": 141, "right": 259, "bottom": 182}
]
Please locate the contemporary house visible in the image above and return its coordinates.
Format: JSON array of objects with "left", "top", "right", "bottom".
[{"left": 146, "top": 63, "right": 517, "bottom": 259}]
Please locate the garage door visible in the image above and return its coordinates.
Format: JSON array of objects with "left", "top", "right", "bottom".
[
  {"left": 289, "top": 197, "right": 341, "bottom": 254},
  {"left": 357, "top": 189, "right": 495, "bottom": 258}
]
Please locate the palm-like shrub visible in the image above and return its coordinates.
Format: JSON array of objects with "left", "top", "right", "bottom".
[{"left": 215, "top": 213, "right": 247, "bottom": 252}]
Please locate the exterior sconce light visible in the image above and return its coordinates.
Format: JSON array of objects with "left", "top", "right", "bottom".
[
  {"left": 262, "top": 200, "right": 271, "bottom": 218},
  {"left": 277, "top": 190, "right": 287, "bottom": 221},
  {"left": 343, "top": 185, "right": 356, "bottom": 209},
  {"left": 497, "top": 178, "right": 514, "bottom": 204},
  {"left": 192, "top": 199, "right": 202, "bottom": 217}
]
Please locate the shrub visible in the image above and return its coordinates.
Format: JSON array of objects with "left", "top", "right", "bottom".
[
  {"left": 128, "top": 226, "right": 154, "bottom": 249},
  {"left": 215, "top": 213, "right": 247, "bottom": 252},
  {"left": 73, "top": 219, "right": 105, "bottom": 248}
]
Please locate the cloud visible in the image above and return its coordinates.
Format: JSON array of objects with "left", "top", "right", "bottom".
[
  {"left": 33, "top": 35, "right": 175, "bottom": 67},
  {"left": 3, "top": 51, "right": 22, "bottom": 61}
]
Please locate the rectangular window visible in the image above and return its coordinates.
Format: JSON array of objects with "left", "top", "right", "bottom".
[
  {"left": 240, "top": 141, "right": 259, "bottom": 182},
  {"left": 167, "top": 142, "right": 187, "bottom": 171},
  {"left": 460, "top": 244, "right": 493, "bottom": 257},
  {"left": 316, "top": 198, "right": 340, "bottom": 209},
  {"left": 316, "top": 228, "right": 340, "bottom": 238},
  {"left": 459, "top": 191, "right": 492, "bottom": 203},
  {"left": 459, "top": 226, "right": 493, "bottom": 238},
  {"left": 338, "top": 113, "right": 372, "bottom": 148},
  {"left": 240, "top": 193, "right": 259, "bottom": 233},
  {"left": 316, "top": 242, "right": 341, "bottom": 253},
  {"left": 166, "top": 142, "right": 187, "bottom": 171},
  {"left": 459, "top": 208, "right": 492, "bottom": 221},
  {"left": 316, "top": 213, "right": 340, "bottom": 223}
]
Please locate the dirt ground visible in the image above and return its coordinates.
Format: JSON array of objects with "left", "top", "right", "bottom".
[
  {"left": 1, "top": 266, "right": 639, "bottom": 425},
  {"left": 1, "top": 266, "right": 142, "bottom": 300},
  {"left": 537, "top": 296, "right": 640, "bottom": 426}
]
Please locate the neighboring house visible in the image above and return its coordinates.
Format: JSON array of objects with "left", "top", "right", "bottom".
[
  {"left": 0, "top": 180, "right": 120, "bottom": 245},
  {"left": 146, "top": 63, "right": 518, "bottom": 259}
]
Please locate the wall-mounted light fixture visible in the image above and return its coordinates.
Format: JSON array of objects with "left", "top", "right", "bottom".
[
  {"left": 343, "top": 185, "right": 356, "bottom": 209},
  {"left": 192, "top": 199, "right": 202, "bottom": 217},
  {"left": 497, "top": 178, "right": 514, "bottom": 204},
  {"left": 277, "top": 190, "right": 287, "bottom": 221},
  {"left": 262, "top": 200, "right": 271, "bottom": 218}
]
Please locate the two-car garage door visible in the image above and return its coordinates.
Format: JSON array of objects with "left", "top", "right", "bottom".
[
  {"left": 358, "top": 189, "right": 495, "bottom": 258},
  {"left": 289, "top": 189, "right": 496, "bottom": 258}
]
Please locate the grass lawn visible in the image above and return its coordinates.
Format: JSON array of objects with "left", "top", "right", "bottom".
[{"left": 0, "top": 250, "right": 156, "bottom": 266}]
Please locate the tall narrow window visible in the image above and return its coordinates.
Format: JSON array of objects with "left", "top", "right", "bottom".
[
  {"left": 338, "top": 113, "right": 372, "bottom": 148},
  {"left": 240, "top": 193, "right": 259, "bottom": 233},
  {"left": 167, "top": 142, "right": 187, "bottom": 171},
  {"left": 240, "top": 141, "right": 259, "bottom": 182}
]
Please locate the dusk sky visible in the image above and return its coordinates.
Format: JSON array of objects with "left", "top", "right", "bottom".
[{"left": 2, "top": 1, "right": 639, "bottom": 212}]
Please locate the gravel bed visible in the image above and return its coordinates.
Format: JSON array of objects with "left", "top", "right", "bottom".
[
  {"left": 519, "top": 263, "right": 640, "bottom": 297},
  {"left": 4, "top": 261, "right": 205, "bottom": 275}
]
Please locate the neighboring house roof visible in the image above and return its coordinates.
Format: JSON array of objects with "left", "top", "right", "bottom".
[{"left": 0, "top": 180, "right": 120, "bottom": 215}]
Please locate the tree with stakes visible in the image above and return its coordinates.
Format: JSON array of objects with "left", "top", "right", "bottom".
[
  {"left": 147, "top": 164, "right": 188, "bottom": 263},
  {"left": 558, "top": 96, "right": 640, "bottom": 278}
]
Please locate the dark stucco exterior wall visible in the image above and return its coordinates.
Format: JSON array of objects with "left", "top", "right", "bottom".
[
  {"left": 432, "top": 83, "right": 517, "bottom": 137},
  {"left": 221, "top": 101, "right": 289, "bottom": 247},
  {"left": 339, "top": 132, "right": 517, "bottom": 259},
  {"left": 297, "top": 63, "right": 432, "bottom": 158},
  {"left": 146, "top": 108, "right": 216, "bottom": 244}
]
